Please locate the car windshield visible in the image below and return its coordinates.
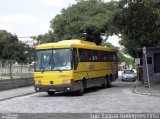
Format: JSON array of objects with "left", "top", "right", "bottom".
[
  {"left": 35, "top": 49, "right": 72, "bottom": 72},
  {"left": 123, "top": 70, "right": 134, "bottom": 74}
]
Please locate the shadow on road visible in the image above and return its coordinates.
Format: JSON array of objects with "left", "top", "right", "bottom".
[
  {"left": 37, "top": 86, "right": 106, "bottom": 97},
  {"left": 112, "top": 80, "right": 136, "bottom": 89},
  {"left": 36, "top": 80, "right": 136, "bottom": 97}
]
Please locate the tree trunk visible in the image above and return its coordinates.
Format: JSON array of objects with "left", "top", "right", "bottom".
[
  {"left": 9, "top": 61, "right": 13, "bottom": 80},
  {"left": 21, "top": 63, "right": 23, "bottom": 79}
]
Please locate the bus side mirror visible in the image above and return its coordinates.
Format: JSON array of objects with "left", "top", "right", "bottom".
[{"left": 74, "top": 55, "right": 78, "bottom": 70}]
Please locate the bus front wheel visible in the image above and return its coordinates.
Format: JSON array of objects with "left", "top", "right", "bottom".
[{"left": 77, "top": 81, "right": 85, "bottom": 96}]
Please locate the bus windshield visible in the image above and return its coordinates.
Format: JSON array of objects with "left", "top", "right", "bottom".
[{"left": 35, "top": 49, "right": 72, "bottom": 72}]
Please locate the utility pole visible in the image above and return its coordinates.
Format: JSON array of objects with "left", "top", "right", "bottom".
[{"left": 143, "top": 46, "right": 151, "bottom": 94}]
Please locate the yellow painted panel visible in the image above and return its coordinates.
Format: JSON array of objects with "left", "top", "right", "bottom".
[
  {"left": 73, "top": 62, "right": 113, "bottom": 80},
  {"left": 34, "top": 71, "right": 73, "bottom": 85}
]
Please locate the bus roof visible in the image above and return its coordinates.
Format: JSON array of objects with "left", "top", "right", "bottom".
[{"left": 36, "top": 39, "right": 116, "bottom": 51}]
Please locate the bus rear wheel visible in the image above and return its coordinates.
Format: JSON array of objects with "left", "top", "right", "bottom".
[
  {"left": 107, "top": 76, "right": 112, "bottom": 88},
  {"left": 47, "top": 91, "right": 55, "bottom": 96},
  {"left": 101, "top": 77, "right": 107, "bottom": 89}
]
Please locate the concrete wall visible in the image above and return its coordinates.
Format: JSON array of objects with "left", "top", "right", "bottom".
[
  {"left": 0, "top": 78, "right": 34, "bottom": 91},
  {"left": 143, "top": 48, "right": 160, "bottom": 84}
]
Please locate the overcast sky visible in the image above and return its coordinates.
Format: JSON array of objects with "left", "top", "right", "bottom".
[{"left": 0, "top": 0, "right": 120, "bottom": 46}]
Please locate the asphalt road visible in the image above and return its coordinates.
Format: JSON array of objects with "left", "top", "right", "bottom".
[
  {"left": 0, "top": 79, "right": 160, "bottom": 114},
  {"left": 1, "top": 74, "right": 160, "bottom": 119}
]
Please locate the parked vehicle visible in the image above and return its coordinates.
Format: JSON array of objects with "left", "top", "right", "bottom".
[{"left": 122, "top": 69, "right": 136, "bottom": 82}]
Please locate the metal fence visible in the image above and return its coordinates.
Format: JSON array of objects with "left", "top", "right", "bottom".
[{"left": 0, "top": 60, "right": 33, "bottom": 80}]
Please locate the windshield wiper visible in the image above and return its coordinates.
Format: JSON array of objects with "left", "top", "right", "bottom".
[
  {"left": 56, "top": 67, "right": 62, "bottom": 72},
  {"left": 41, "top": 62, "right": 51, "bottom": 73}
]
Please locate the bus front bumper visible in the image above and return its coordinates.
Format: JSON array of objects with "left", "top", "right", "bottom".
[{"left": 34, "top": 82, "right": 81, "bottom": 92}]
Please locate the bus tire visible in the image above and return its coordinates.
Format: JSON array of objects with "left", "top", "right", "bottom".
[
  {"left": 101, "top": 77, "right": 107, "bottom": 89},
  {"left": 77, "top": 81, "right": 85, "bottom": 96},
  {"left": 107, "top": 76, "right": 112, "bottom": 88},
  {"left": 47, "top": 91, "right": 55, "bottom": 96}
]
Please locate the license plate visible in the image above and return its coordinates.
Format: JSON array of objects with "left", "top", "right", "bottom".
[{"left": 49, "top": 89, "right": 56, "bottom": 91}]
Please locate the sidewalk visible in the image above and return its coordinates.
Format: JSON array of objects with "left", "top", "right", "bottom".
[
  {"left": 134, "top": 81, "right": 160, "bottom": 96},
  {"left": 0, "top": 86, "right": 35, "bottom": 101}
]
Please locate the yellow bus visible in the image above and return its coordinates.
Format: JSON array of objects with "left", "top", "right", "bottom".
[{"left": 34, "top": 40, "right": 118, "bottom": 96}]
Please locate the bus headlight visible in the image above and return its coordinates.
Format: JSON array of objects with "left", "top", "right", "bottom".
[
  {"left": 35, "top": 80, "right": 41, "bottom": 84},
  {"left": 63, "top": 79, "right": 70, "bottom": 84}
]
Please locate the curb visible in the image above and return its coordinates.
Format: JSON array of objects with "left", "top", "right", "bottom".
[
  {"left": 133, "top": 86, "right": 160, "bottom": 97},
  {"left": 0, "top": 92, "right": 35, "bottom": 101}
]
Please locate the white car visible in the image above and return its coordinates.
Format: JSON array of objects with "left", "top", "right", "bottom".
[{"left": 122, "top": 69, "right": 136, "bottom": 82}]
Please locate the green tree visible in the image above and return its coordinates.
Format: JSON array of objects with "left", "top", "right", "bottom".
[
  {"left": 0, "top": 30, "right": 29, "bottom": 62},
  {"left": 0, "top": 30, "right": 31, "bottom": 79},
  {"left": 111, "top": 0, "right": 160, "bottom": 57},
  {"left": 50, "top": 0, "right": 118, "bottom": 45},
  {"left": 35, "top": 30, "right": 56, "bottom": 44}
]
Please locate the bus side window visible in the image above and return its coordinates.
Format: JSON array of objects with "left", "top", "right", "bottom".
[
  {"left": 108, "top": 53, "right": 113, "bottom": 62},
  {"left": 113, "top": 52, "right": 117, "bottom": 61},
  {"left": 84, "top": 50, "right": 89, "bottom": 61},
  {"left": 84, "top": 50, "right": 91, "bottom": 61},
  {"left": 97, "top": 51, "right": 103, "bottom": 61},
  {"left": 92, "top": 50, "right": 97, "bottom": 61},
  {"left": 103, "top": 51, "right": 107, "bottom": 61},
  {"left": 79, "top": 49, "right": 85, "bottom": 61},
  {"left": 73, "top": 49, "right": 78, "bottom": 70},
  {"left": 79, "top": 49, "right": 91, "bottom": 61},
  {"left": 105, "top": 51, "right": 112, "bottom": 62}
]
